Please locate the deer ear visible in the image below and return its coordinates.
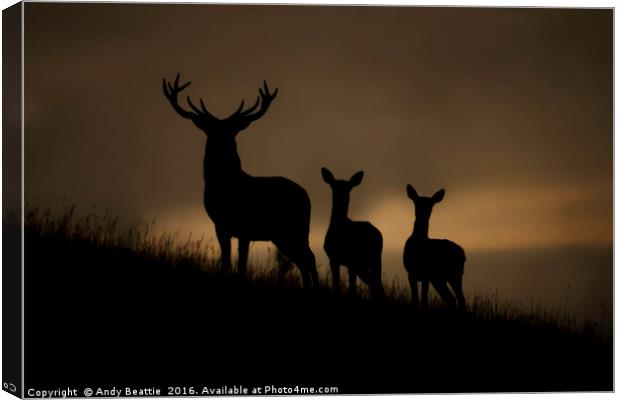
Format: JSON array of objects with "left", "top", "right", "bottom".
[
  {"left": 349, "top": 171, "right": 364, "bottom": 187},
  {"left": 432, "top": 189, "right": 445, "bottom": 203},
  {"left": 321, "top": 167, "right": 335, "bottom": 185},
  {"left": 406, "top": 184, "right": 418, "bottom": 200}
]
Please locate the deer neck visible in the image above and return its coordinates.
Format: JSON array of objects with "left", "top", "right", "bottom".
[
  {"left": 203, "top": 139, "right": 247, "bottom": 187},
  {"left": 412, "top": 218, "right": 430, "bottom": 240},
  {"left": 329, "top": 194, "right": 350, "bottom": 226}
]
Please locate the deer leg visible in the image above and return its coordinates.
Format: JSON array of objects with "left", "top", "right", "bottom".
[
  {"left": 449, "top": 278, "right": 467, "bottom": 311},
  {"left": 408, "top": 274, "right": 419, "bottom": 310},
  {"left": 272, "top": 239, "right": 316, "bottom": 290},
  {"left": 305, "top": 247, "right": 319, "bottom": 289},
  {"left": 215, "top": 227, "right": 231, "bottom": 271},
  {"left": 277, "top": 261, "right": 291, "bottom": 287},
  {"left": 432, "top": 280, "right": 456, "bottom": 308},
  {"left": 371, "top": 281, "right": 385, "bottom": 303},
  {"left": 348, "top": 269, "right": 357, "bottom": 297},
  {"left": 330, "top": 261, "right": 340, "bottom": 295},
  {"left": 298, "top": 270, "right": 309, "bottom": 289},
  {"left": 370, "top": 265, "right": 385, "bottom": 302},
  {"left": 421, "top": 281, "right": 429, "bottom": 310},
  {"left": 296, "top": 244, "right": 318, "bottom": 290},
  {"left": 238, "top": 238, "right": 249, "bottom": 277}
]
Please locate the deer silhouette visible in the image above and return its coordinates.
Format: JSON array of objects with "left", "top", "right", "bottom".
[
  {"left": 162, "top": 74, "right": 319, "bottom": 289},
  {"left": 403, "top": 185, "right": 466, "bottom": 310},
  {"left": 322, "top": 168, "right": 384, "bottom": 300}
]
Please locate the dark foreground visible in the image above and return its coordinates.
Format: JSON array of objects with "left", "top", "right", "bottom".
[{"left": 23, "top": 226, "right": 612, "bottom": 394}]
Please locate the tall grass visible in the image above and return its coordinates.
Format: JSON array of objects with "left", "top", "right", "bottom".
[
  {"left": 26, "top": 201, "right": 220, "bottom": 272},
  {"left": 23, "top": 202, "right": 610, "bottom": 343}
]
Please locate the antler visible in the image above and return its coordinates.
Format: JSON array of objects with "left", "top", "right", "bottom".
[
  {"left": 226, "top": 80, "right": 279, "bottom": 124},
  {"left": 162, "top": 73, "right": 218, "bottom": 124},
  {"left": 163, "top": 75, "right": 278, "bottom": 129}
]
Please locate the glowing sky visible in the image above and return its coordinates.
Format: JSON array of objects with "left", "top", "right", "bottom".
[{"left": 24, "top": 4, "right": 612, "bottom": 253}]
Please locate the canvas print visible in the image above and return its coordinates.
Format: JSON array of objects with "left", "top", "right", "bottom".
[{"left": 2, "top": 2, "right": 613, "bottom": 397}]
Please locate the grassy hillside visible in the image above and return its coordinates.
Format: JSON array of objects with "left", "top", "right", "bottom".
[{"left": 22, "top": 206, "right": 612, "bottom": 393}]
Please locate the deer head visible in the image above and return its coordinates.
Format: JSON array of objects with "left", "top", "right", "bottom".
[
  {"left": 322, "top": 168, "right": 364, "bottom": 220},
  {"left": 322, "top": 168, "right": 364, "bottom": 193},
  {"left": 162, "top": 73, "right": 278, "bottom": 137},
  {"left": 406, "top": 185, "right": 445, "bottom": 221}
]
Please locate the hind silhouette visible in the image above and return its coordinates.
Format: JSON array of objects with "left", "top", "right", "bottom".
[
  {"left": 322, "top": 168, "right": 384, "bottom": 300},
  {"left": 403, "top": 185, "right": 466, "bottom": 310},
  {"left": 162, "top": 74, "right": 319, "bottom": 289}
]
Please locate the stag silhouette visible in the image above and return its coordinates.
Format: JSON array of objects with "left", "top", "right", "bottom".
[
  {"left": 162, "top": 74, "right": 319, "bottom": 288},
  {"left": 403, "top": 185, "right": 466, "bottom": 310},
  {"left": 322, "top": 168, "right": 384, "bottom": 300}
]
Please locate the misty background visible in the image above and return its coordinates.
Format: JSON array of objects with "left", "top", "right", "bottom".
[{"left": 23, "top": 4, "right": 612, "bottom": 325}]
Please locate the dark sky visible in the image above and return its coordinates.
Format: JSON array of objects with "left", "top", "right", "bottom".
[{"left": 24, "top": 4, "right": 612, "bottom": 253}]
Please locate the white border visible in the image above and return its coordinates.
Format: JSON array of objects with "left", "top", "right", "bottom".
[{"left": 0, "top": 2, "right": 615, "bottom": 400}]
